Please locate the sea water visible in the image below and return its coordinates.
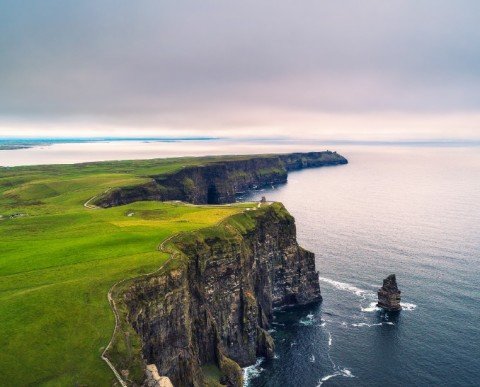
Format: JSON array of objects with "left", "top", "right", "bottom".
[{"left": 241, "top": 146, "right": 480, "bottom": 386}]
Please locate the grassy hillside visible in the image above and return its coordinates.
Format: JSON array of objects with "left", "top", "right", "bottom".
[{"left": 0, "top": 156, "right": 259, "bottom": 386}]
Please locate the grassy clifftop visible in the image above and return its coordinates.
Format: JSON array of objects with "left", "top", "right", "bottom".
[
  {"left": 0, "top": 152, "right": 342, "bottom": 386},
  {"left": 0, "top": 156, "right": 264, "bottom": 386}
]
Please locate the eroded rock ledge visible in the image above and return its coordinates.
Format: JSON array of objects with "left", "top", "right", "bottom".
[
  {"left": 115, "top": 203, "right": 321, "bottom": 386},
  {"left": 95, "top": 151, "right": 347, "bottom": 207}
]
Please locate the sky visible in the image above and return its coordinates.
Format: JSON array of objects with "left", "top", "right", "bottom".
[{"left": 1, "top": 0, "right": 480, "bottom": 140}]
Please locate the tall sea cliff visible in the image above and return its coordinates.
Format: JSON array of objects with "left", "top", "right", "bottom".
[
  {"left": 108, "top": 203, "right": 322, "bottom": 386},
  {"left": 101, "top": 151, "right": 348, "bottom": 386},
  {"left": 95, "top": 151, "right": 347, "bottom": 207}
]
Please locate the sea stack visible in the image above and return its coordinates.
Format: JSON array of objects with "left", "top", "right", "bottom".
[{"left": 377, "top": 274, "right": 402, "bottom": 311}]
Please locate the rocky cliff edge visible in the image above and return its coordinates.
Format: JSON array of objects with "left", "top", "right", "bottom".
[
  {"left": 106, "top": 203, "right": 322, "bottom": 386},
  {"left": 95, "top": 151, "right": 347, "bottom": 207}
]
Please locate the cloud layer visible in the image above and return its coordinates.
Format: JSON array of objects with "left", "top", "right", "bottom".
[{"left": 1, "top": 1, "right": 480, "bottom": 138}]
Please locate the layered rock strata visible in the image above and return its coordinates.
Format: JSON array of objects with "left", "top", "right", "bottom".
[
  {"left": 96, "top": 151, "right": 347, "bottom": 207},
  {"left": 120, "top": 203, "right": 322, "bottom": 386},
  {"left": 377, "top": 274, "right": 402, "bottom": 311}
]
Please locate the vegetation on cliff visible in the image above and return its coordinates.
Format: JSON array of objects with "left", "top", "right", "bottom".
[
  {"left": 0, "top": 152, "right": 343, "bottom": 385},
  {"left": 0, "top": 156, "right": 262, "bottom": 385}
]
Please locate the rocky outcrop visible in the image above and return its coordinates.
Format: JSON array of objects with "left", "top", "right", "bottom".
[
  {"left": 377, "top": 274, "right": 402, "bottom": 311},
  {"left": 119, "top": 203, "right": 321, "bottom": 386},
  {"left": 95, "top": 151, "right": 347, "bottom": 207},
  {"left": 144, "top": 365, "right": 174, "bottom": 387}
]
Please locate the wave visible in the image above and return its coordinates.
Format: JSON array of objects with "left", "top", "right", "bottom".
[
  {"left": 319, "top": 276, "right": 417, "bottom": 313},
  {"left": 401, "top": 302, "right": 417, "bottom": 311},
  {"left": 361, "top": 302, "right": 380, "bottom": 312},
  {"left": 352, "top": 322, "right": 395, "bottom": 327},
  {"left": 318, "top": 276, "right": 373, "bottom": 297},
  {"left": 352, "top": 322, "right": 382, "bottom": 327},
  {"left": 299, "top": 313, "right": 316, "bottom": 326},
  {"left": 317, "top": 368, "right": 355, "bottom": 386},
  {"left": 243, "top": 358, "right": 265, "bottom": 387},
  {"left": 362, "top": 301, "right": 417, "bottom": 312}
]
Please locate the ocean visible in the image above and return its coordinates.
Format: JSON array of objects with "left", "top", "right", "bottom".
[{"left": 240, "top": 146, "right": 480, "bottom": 386}]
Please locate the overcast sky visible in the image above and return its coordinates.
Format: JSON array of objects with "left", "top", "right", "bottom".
[{"left": 1, "top": 1, "right": 480, "bottom": 140}]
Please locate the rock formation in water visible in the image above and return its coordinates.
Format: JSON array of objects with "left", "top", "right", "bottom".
[
  {"left": 114, "top": 203, "right": 321, "bottom": 386},
  {"left": 95, "top": 151, "right": 347, "bottom": 207},
  {"left": 377, "top": 274, "right": 402, "bottom": 311}
]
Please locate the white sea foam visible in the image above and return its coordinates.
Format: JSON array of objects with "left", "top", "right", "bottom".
[
  {"left": 401, "top": 302, "right": 417, "bottom": 311},
  {"left": 351, "top": 322, "right": 395, "bottom": 328},
  {"left": 361, "top": 302, "right": 380, "bottom": 312},
  {"left": 299, "top": 313, "right": 316, "bottom": 326},
  {"left": 341, "top": 369, "right": 354, "bottom": 377},
  {"left": 319, "top": 276, "right": 416, "bottom": 315},
  {"left": 317, "top": 368, "right": 355, "bottom": 386},
  {"left": 243, "top": 358, "right": 265, "bottom": 387},
  {"left": 319, "top": 373, "right": 336, "bottom": 384},
  {"left": 362, "top": 301, "right": 417, "bottom": 312},
  {"left": 318, "top": 276, "right": 372, "bottom": 297},
  {"left": 351, "top": 322, "right": 381, "bottom": 327},
  {"left": 310, "top": 354, "right": 316, "bottom": 363},
  {"left": 328, "top": 332, "right": 333, "bottom": 346}
]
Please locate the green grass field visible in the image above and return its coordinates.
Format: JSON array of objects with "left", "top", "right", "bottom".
[{"left": 0, "top": 157, "right": 258, "bottom": 386}]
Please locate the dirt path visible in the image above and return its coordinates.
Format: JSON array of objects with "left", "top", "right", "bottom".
[
  {"left": 83, "top": 188, "right": 111, "bottom": 209},
  {"left": 100, "top": 233, "right": 179, "bottom": 387}
]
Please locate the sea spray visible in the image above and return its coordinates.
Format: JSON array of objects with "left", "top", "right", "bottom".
[{"left": 243, "top": 358, "right": 265, "bottom": 387}]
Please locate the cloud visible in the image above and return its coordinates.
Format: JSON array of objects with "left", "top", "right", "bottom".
[{"left": 1, "top": 0, "right": 480, "bottom": 138}]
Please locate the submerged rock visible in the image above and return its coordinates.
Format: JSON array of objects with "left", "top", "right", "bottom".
[{"left": 377, "top": 274, "right": 402, "bottom": 312}]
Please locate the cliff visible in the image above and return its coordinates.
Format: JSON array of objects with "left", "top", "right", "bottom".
[
  {"left": 109, "top": 203, "right": 321, "bottom": 386},
  {"left": 95, "top": 151, "right": 347, "bottom": 207}
]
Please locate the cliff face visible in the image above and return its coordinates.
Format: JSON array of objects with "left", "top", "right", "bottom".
[
  {"left": 120, "top": 203, "right": 321, "bottom": 386},
  {"left": 96, "top": 151, "right": 347, "bottom": 207}
]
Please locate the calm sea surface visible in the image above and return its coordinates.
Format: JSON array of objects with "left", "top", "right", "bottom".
[{"left": 241, "top": 146, "right": 480, "bottom": 386}]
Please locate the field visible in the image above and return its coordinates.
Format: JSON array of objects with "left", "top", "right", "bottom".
[{"left": 0, "top": 157, "right": 257, "bottom": 386}]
